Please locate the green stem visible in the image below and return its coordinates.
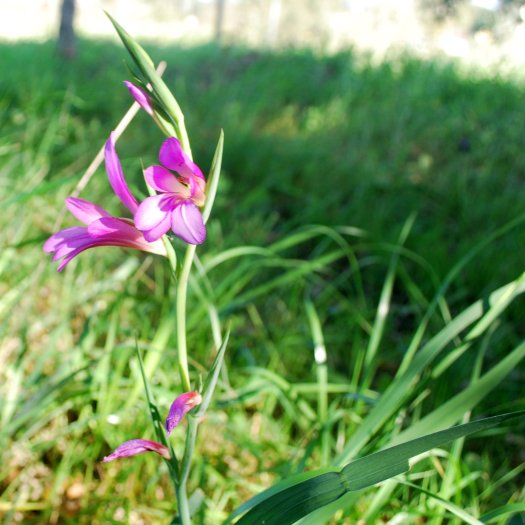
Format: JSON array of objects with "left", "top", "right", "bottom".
[
  {"left": 166, "top": 242, "right": 198, "bottom": 523},
  {"left": 176, "top": 483, "right": 192, "bottom": 525},
  {"left": 180, "top": 416, "right": 199, "bottom": 486},
  {"left": 176, "top": 411, "right": 200, "bottom": 524},
  {"left": 162, "top": 235, "right": 177, "bottom": 274},
  {"left": 170, "top": 416, "right": 199, "bottom": 525},
  {"left": 177, "top": 244, "right": 197, "bottom": 393},
  {"left": 317, "top": 363, "right": 329, "bottom": 465}
]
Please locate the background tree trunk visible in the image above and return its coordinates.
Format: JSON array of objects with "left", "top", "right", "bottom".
[
  {"left": 215, "top": 0, "right": 226, "bottom": 42},
  {"left": 58, "top": 0, "right": 76, "bottom": 59}
]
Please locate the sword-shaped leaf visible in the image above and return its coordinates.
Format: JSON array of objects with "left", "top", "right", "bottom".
[{"left": 230, "top": 411, "right": 524, "bottom": 525}]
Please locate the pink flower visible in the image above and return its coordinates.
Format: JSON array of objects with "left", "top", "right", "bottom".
[
  {"left": 102, "top": 439, "right": 170, "bottom": 462},
  {"left": 102, "top": 391, "right": 201, "bottom": 463},
  {"left": 44, "top": 133, "right": 166, "bottom": 271},
  {"left": 134, "top": 137, "right": 206, "bottom": 245},
  {"left": 124, "top": 81, "right": 154, "bottom": 116}
]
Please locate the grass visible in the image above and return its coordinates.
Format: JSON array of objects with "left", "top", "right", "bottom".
[{"left": 0, "top": 37, "right": 524, "bottom": 523}]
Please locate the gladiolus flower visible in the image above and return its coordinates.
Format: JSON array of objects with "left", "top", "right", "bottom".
[
  {"left": 44, "top": 133, "right": 166, "bottom": 270},
  {"left": 124, "top": 81, "right": 154, "bottom": 116},
  {"left": 101, "top": 391, "right": 201, "bottom": 463},
  {"left": 102, "top": 439, "right": 170, "bottom": 462},
  {"left": 165, "top": 391, "right": 202, "bottom": 435},
  {"left": 134, "top": 137, "right": 206, "bottom": 245}
]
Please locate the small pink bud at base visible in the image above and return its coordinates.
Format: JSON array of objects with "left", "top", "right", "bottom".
[{"left": 165, "top": 391, "right": 202, "bottom": 435}]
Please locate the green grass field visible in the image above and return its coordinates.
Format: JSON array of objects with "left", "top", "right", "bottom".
[{"left": 1, "top": 38, "right": 524, "bottom": 524}]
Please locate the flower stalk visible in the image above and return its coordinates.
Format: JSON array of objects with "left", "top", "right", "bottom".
[
  {"left": 175, "top": 244, "right": 197, "bottom": 392},
  {"left": 45, "top": 15, "right": 227, "bottom": 523}
]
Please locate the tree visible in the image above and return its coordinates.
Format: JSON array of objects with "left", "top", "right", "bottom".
[
  {"left": 215, "top": 0, "right": 226, "bottom": 42},
  {"left": 58, "top": 0, "right": 76, "bottom": 59}
]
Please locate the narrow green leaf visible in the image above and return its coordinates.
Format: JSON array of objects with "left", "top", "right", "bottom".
[
  {"left": 202, "top": 130, "right": 224, "bottom": 224},
  {"left": 481, "top": 503, "right": 525, "bottom": 523},
  {"left": 388, "top": 339, "right": 525, "bottom": 445},
  {"left": 135, "top": 343, "right": 179, "bottom": 479},
  {"left": 335, "top": 273, "right": 525, "bottom": 466},
  {"left": 341, "top": 411, "right": 524, "bottom": 488},
  {"left": 225, "top": 468, "right": 339, "bottom": 524},
  {"left": 125, "top": 313, "right": 176, "bottom": 410},
  {"left": 234, "top": 472, "right": 346, "bottom": 525},
  {"left": 363, "top": 214, "right": 415, "bottom": 375},
  {"left": 230, "top": 411, "right": 525, "bottom": 525},
  {"left": 305, "top": 299, "right": 329, "bottom": 465},
  {"left": 297, "top": 492, "right": 360, "bottom": 525},
  {"left": 106, "top": 12, "right": 154, "bottom": 72},
  {"left": 400, "top": 481, "right": 484, "bottom": 525},
  {"left": 197, "top": 329, "right": 230, "bottom": 416},
  {"left": 135, "top": 343, "right": 166, "bottom": 445}
]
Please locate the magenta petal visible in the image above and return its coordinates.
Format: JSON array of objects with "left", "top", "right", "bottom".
[
  {"left": 89, "top": 218, "right": 168, "bottom": 256},
  {"left": 170, "top": 202, "right": 206, "bottom": 245},
  {"left": 44, "top": 220, "right": 168, "bottom": 271},
  {"left": 123, "top": 81, "right": 154, "bottom": 116},
  {"left": 144, "top": 165, "right": 190, "bottom": 195},
  {"left": 44, "top": 227, "right": 100, "bottom": 271},
  {"left": 102, "top": 439, "right": 170, "bottom": 462},
  {"left": 104, "top": 132, "right": 139, "bottom": 214},
  {"left": 159, "top": 137, "right": 188, "bottom": 172},
  {"left": 87, "top": 217, "right": 139, "bottom": 238},
  {"left": 143, "top": 215, "right": 171, "bottom": 243},
  {"left": 52, "top": 234, "right": 92, "bottom": 260},
  {"left": 134, "top": 194, "right": 174, "bottom": 236},
  {"left": 43, "top": 226, "right": 88, "bottom": 253},
  {"left": 66, "top": 197, "right": 111, "bottom": 225},
  {"left": 159, "top": 137, "right": 205, "bottom": 180},
  {"left": 165, "top": 391, "right": 202, "bottom": 435}
]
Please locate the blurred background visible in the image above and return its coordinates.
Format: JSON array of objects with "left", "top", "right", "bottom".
[
  {"left": 2, "top": 0, "right": 525, "bottom": 65},
  {"left": 2, "top": 1, "right": 525, "bottom": 524}
]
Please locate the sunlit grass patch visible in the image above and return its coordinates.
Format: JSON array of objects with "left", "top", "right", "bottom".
[{"left": 1, "top": 37, "right": 524, "bottom": 523}]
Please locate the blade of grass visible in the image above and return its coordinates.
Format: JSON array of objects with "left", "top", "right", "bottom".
[
  {"left": 305, "top": 299, "right": 329, "bottom": 466},
  {"left": 335, "top": 272, "right": 525, "bottom": 466},
  {"left": 230, "top": 411, "right": 525, "bottom": 525},
  {"left": 389, "top": 339, "right": 525, "bottom": 446}
]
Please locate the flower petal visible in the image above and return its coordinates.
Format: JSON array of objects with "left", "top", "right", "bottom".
[
  {"left": 104, "top": 132, "right": 139, "bottom": 214},
  {"left": 142, "top": 216, "right": 172, "bottom": 243},
  {"left": 102, "top": 439, "right": 170, "bottom": 462},
  {"left": 189, "top": 175, "right": 206, "bottom": 206},
  {"left": 144, "top": 165, "right": 190, "bottom": 196},
  {"left": 44, "top": 227, "right": 100, "bottom": 271},
  {"left": 159, "top": 137, "right": 205, "bottom": 180},
  {"left": 44, "top": 220, "right": 167, "bottom": 271},
  {"left": 170, "top": 202, "right": 206, "bottom": 245},
  {"left": 87, "top": 217, "right": 139, "bottom": 238},
  {"left": 123, "top": 81, "right": 154, "bottom": 116},
  {"left": 165, "top": 391, "right": 202, "bottom": 435},
  {"left": 65, "top": 197, "right": 111, "bottom": 225},
  {"left": 87, "top": 217, "right": 167, "bottom": 256},
  {"left": 43, "top": 226, "right": 89, "bottom": 254},
  {"left": 134, "top": 193, "right": 175, "bottom": 241}
]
